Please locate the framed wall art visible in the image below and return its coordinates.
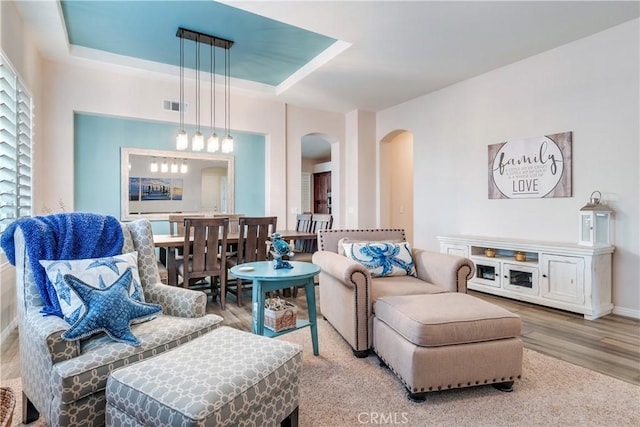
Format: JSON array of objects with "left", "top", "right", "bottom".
[{"left": 488, "top": 131, "right": 572, "bottom": 199}]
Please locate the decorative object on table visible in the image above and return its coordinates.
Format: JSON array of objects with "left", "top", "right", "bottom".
[
  {"left": 579, "top": 190, "right": 614, "bottom": 246},
  {"left": 264, "top": 297, "right": 297, "bottom": 332},
  {"left": 488, "top": 131, "right": 572, "bottom": 199},
  {"left": 266, "top": 232, "right": 294, "bottom": 269},
  {"left": 484, "top": 248, "right": 496, "bottom": 258},
  {"left": 514, "top": 251, "right": 526, "bottom": 262}
]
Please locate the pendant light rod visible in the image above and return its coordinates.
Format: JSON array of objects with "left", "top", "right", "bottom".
[
  {"left": 179, "top": 36, "right": 184, "bottom": 129},
  {"left": 226, "top": 47, "right": 231, "bottom": 137},
  {"left": 207, "top": 41, "right": 220, "bottom": 153},
  {"left": 176, "top": 27, "right": 233, "bottom": 49}
]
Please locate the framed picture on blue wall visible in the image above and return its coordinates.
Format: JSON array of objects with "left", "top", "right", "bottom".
[{"left": 140, "top": 178, "right": 172, "bottom": 201}]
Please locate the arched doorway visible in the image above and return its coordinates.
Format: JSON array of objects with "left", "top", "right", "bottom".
[
  {"left": 301, "top": 133, "right": 333, "bottom": 215},
  {"left": 380, "top": 130, "right": 414, "bottom": 243}
]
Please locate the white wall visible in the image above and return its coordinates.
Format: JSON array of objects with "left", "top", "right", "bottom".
[
  {"left": 344, "top": 110, "right": 377, "bottom": 228},
  {"left": 377, "top": 19, "right": 640, "bottom": 317},
  {"left": 381, "top": 131, "right": 414, "bottom": 243}
]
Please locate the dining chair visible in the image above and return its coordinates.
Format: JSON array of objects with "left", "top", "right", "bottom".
[
  {"left": 226, "top": 216, "right": 277, "bottom": 306},
  {"left": 311, "top": 214, "right": 334, "bottom": 243},
  {"left": 168, "top": 214, "right": 205, "bottom": 237},
  {"left": 293, "top": 213, "right": 313, "bottom": 251},
  {"left": 176, "top": 217, "right": 229, "bottom": 309},
  {"left": 291, "top": 213, "right": 333, "bottom": 297}
]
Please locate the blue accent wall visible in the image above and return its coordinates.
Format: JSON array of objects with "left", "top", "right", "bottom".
[{"left": 74, "top": 113, "right": 265, "bottom": 230}]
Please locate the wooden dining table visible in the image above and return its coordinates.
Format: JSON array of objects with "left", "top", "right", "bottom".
[{"left": 154, "top": 230, "right": 317, "bottom": 286}]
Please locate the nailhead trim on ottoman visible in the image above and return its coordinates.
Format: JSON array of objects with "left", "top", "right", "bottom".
[
  {"left": 105, "top": 326, "right": 303, "bottom": 427},
  {"left": 373, "top": 293, "right": 523, "bottom": 399}
]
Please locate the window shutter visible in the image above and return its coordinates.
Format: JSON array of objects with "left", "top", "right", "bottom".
[
  {"left": 301, "top": 172, "right": 311, "bottom": 213},
  {"left": 0, "top": 52, "right": 33, "bottom": 233}
]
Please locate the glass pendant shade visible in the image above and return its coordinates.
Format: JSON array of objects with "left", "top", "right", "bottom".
[
  {"left": 192, "top": 131, "right": 204, "bottom": 151},
  {"left": 207, "top": 133, "right": 220, "bottom": 152},
  {"left": 176, "top": 130, "right": 188, "bottom": 150},
  {"left": 170, "top": 159, "right": 178, "bottom": 173},
  {"left": 160, "top": 159, "right": 169, "bottom": 173},
  {"left": 150, "top": 158, "right": 159, "bottom": 172},
  {"left": 180, "top": 160, "right": 188, "bottom": 174},
  {"left": 222, "top": 135, "right": 234, "bottom": 153}
]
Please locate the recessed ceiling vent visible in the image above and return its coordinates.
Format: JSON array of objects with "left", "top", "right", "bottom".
[{"left": 163, "top": 100, "right": 187, "bottom": 113}]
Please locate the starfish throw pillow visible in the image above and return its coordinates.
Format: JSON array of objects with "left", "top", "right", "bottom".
[
  {"left": 40, "top": 252, "right": 145, "bottom": 325},
  {"left": 61, "top": 268, "right": 162, "bottom": 346}
]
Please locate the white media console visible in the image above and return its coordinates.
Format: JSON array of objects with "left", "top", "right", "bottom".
[{"left": 437, "top": 235, "right": 615, "bottom": 320}]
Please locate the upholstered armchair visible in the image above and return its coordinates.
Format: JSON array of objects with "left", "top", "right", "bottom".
[
  {"left": 312, "top": 229, "right": 474, "bottom": 357},
  {"left": 12, "top": 218, "right": 223, "bottom": 426}
]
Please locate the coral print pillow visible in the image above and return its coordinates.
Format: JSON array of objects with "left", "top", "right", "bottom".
[
  {"left": 342, "top": 241, "right": 417, "bottom": 278},
  {"left": 40, "top": 252, "right": 145, "bottom": 325}
]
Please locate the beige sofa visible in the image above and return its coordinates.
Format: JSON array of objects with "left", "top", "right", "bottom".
[{"left": 312, "top": 228, "right": 474, "bottom": 357}]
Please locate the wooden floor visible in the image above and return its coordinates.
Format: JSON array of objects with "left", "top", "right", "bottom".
[{"left": 1, "top": 288, "right": 639, "bottom": 386}]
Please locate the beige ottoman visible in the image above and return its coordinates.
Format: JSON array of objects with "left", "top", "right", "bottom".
[{"left": 373, "top": 293, "right": 522, "bottom": 401}]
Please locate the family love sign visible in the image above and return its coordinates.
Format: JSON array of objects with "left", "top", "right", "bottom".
[{"left": 488, "top": 131, "right": 572, "bottom": 199}]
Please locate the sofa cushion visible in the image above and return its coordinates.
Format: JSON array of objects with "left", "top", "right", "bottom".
[
  {"left": 374, "top": 293, "right": 521, "bottom": 347},
  {"left": 40, "top": 252, "right": 145, "bottom": 325},
  {"left": 343, "top": 241, "right": 417, "bottom": 277},
  {"left": 371, "top": 275, "right": 446, "bottom": 303}
]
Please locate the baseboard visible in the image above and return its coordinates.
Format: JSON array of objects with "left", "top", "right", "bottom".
[
  {"left": 0, "top": 317, "right": 18, "bottom": 346},
  {"left": 612, "top": 305, "right": 640, "bottom": 320}
]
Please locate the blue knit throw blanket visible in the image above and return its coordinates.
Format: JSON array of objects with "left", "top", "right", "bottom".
[{"left": 1, "top": 213, "right": 124, "bottom": 317}]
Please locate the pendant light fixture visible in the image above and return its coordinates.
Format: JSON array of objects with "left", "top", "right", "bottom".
[
  {"left": 221, "top": 46, "right": 234, "bottom": 153},
  {"left": 207, "top": 42, "right": 219, "bottom": 153},
  {"left": 176, "top": 28, "right": 233, "bottom": 153},
  {"left": 150, "top": 157, "right": 159, "bottom": 172},
  {"left": 191, "top": 41, "right": 204, "bottom": 151},
  {"left": 176, "top": 35, "right": 188, "bottom": 150}
]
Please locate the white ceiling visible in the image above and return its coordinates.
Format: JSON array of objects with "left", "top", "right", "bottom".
[
  {"left": 12, "top": 1, "right": 640, "bottom": 160},
  {"left": 223, "top": 0, "right": 639, "bottom": 113},
  {"left": 14, "top": 1, "right": 639, "bottom": 114}
]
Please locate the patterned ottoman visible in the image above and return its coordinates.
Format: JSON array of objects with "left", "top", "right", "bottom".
[{"left": 105, "top": 326, "right": 303, "bottom": 426}]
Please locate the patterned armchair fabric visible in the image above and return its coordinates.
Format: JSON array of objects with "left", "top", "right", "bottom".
[
  {"left": 15, "top": 218, "right": 223, "bottom": 426},
  {"left": 312, "top": 228, "right": 474, "bottom": 356}
]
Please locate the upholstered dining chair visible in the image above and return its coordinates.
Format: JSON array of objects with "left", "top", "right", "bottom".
[
  {"left": 176, "top": 217, "right": 229, "bottom": 309},
  {"left": 226, "top": 216, "right": 277, "bottom": 306}
]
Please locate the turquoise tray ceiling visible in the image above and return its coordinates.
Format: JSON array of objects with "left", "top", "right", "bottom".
[{"left": 60, "top": 0, "right": 336, "bottom": 86}]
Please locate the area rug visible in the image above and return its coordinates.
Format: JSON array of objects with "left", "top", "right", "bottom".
[{"left": 3, "top": 320, "right": 639, "bottom": 427}]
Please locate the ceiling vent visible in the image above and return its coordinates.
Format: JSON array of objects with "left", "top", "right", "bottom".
[{"left": 163, "top": 100, "right": 187, "bottom": 112}]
